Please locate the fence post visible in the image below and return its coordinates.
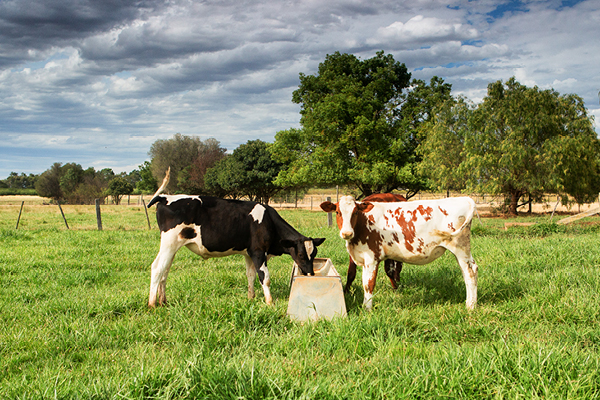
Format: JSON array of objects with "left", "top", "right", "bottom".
[
  {"left": 142, "top": 199, "right": 152, "bottom": 230},
  {"left": 327, "top": 196, "right": 332, "bottom": 227},
  {"left": 15, "top": 201, "right": 24, "bottom": 229},
  {"left": 57, "top": 203, "right": 69, "bottom": 230},
  {"left": 95, "top": 199, "right": 103, "bottom": 231}
]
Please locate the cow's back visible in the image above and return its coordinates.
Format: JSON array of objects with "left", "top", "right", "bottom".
[{"left": 357, "top": 197, "right": 475, "bottom": 265}]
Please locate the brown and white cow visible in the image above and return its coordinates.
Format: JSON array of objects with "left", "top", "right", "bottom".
[
  {"left": 146, "top": 169, "right": 325, "bottom": 307},
  {"left": 344, "top": 193, "right": 407, "bottom": 293},
  {"left": 320, "top": 195, "right": 478, "bottom": 310}
]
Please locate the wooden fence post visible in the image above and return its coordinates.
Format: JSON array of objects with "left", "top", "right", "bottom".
[
  {"left": 95, "top": 199, "right": 103, "bottom": 231},
  {"left": 57, "top": 203, "right": 69, "bottom": 230},
  {"left": 142, "top": 199, "right": 152, "bottom": 230},
  {"left": 15, "top": 201, "right": 24, "bottom": 229}
]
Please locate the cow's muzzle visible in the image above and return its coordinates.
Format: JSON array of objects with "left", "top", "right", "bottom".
[{"left": 340, "top": 230, "right": 354, "bottom": 240}]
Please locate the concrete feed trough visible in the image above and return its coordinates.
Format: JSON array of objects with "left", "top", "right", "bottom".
[{"left": 287, "top": 258, "right": 347, "bottom": 321}]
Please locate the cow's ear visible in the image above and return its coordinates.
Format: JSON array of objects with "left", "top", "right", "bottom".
[
  {"left": 357, "top": 201, "right": 374, "bottom": 213},
  {"left": 320, "top": 201, "right": 336, "bottom": 212},
  {"left": 312, "top": 237, "right": 326, "bottom": 246}
]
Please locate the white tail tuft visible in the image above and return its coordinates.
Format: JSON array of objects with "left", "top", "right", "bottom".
[{"left": 151, "top": 167, "right": 170, "bottom": 198}]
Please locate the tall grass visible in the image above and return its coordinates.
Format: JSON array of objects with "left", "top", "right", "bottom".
[{"left": 1, "top": 206, "right": 600, "bottom": 398}]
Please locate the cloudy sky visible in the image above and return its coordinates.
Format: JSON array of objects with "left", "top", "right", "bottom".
[{"left": 1, "top": 0, "right": 599, "bottom": 179}]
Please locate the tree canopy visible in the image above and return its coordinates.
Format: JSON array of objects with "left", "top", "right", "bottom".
[
  {"left": 149, "top": 134, "right": 226, "bottom": 193},
  {"left": 272, "top": 51, "right": 450, "bottom": 198},
  {"left": 419, "top": 77, "right": 600, "bottom": 214},
  {"left": 1, "top": 172, "right": 37, "bottom": 189},
  {"left": 136, "top": 161, "right": 158, "bottom": 193},
  {"left": 177, "top": 138, "right": 227, "bottom": 194},
  {"left": 34, "top": 163, "right": 141, "bottom": 204},
  {"left": 107, "top": 177, "right": 134, "bottom": 205},
  {"left": 205, "top": 139, "right": 282, "bottom": 203}
]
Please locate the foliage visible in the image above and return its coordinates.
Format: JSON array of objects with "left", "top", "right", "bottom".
[
  {"left": 136, "top": 161, "right": 158, "bottom": 193},
  {"left": 0, "top": 188, "right": 38, "bottom": 195},
  {"left": 205, "top": 140, "right": 282, "bottom": 203},
  {"left": 34, "top": 162, "right": 63, "bottom": 201},
  {"left": 59, "top": 163, "right": 85, "bottom": 195},
  {"left": 2, "top": 209, "right": 600, "bottom": 398},
  {"left": 273, "top": 52, "right": 451, "bottom": 198},
  {"left": 417, "top": 96, "right": 473, "bottom": 193},
  {"left": 178, "top": 138, "right": 227, "bottom": 194},
  {"left": 33, "top": 163, "right": 141, "bottom": 204},
  {"left": 0, "top": 172, "right": 38, "bottom": 189},
  {"left": 420, "top": 77, "right": 600, "bottom": 215},
  {"left": 148, "top": 133, "right": 224, "bottom": 193},
  {"left": 204, "top": 155, "right": 244, "bottom": 199},
  {"left": 107, "top": 177, "right": 134, "bottom": 205}
]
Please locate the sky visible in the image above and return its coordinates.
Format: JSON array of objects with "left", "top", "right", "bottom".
[{"left": 1, "top": 0, "right": 599, "bottom": 179}]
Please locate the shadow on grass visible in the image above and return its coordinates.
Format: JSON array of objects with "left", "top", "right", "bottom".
[{"left": 342, "top": 262, "right": 526, "bottom": 313}]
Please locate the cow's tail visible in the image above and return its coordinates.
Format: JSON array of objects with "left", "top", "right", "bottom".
[
  {"left": 147, "top": 167, "right": 170, "bottom": 208},
  {"left": 434, "top": 197, "right": 476, "bottom": 240}
]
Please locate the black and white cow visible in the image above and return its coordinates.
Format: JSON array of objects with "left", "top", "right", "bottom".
[{"left": 146, "top": 169, "right": 325, "bottom": 307}]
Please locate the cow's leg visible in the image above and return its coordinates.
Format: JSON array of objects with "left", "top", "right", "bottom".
[
  {"left": 250, "top": 252, "right": 273, "bottom": 305},
  {"left": 383, "top": 260, "right": 402, "bottom": 290},
  {"left": 454, "top": 252, "right": 478, "bottom": 310},
  {"left": 244, "top": 255, "right": 256, "bottom": 300},
  {"left": 148, "top": 248, "right": 178, "bottom": 307},
  {"left": 148, "top": 230, "right": 184, "bottom": 307},
  {"left": 345, "top": 258, "right": 357, "bottom": 293},
  {"left": 361, "top": 260, "right": 380, "bottom": 311}
]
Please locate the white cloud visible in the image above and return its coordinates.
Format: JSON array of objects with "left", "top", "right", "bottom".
[{"left": 369, "top": 15, "right": 479, "bottom": 47}]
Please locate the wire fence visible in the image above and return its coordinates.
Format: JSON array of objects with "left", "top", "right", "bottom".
[{"left": 2, "top": 192, "right": 599, "bottom": 232}]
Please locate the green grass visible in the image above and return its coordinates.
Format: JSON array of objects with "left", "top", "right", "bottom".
[{"left": 1, "top": 205, "right": 600, "bottom": 398}]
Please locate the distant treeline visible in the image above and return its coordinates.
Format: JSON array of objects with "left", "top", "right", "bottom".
[
  {"left": 0, "top": 172, "right": 37, "bottom": 191},
  {"left": 0, "top": 188, "right": 38, "bottom": 196}
]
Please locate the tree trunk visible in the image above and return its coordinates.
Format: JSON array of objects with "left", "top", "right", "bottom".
[{"left": 509, "top": 190, "right": 521, "bottom": 216}]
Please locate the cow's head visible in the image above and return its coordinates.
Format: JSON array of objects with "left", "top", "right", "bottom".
[
  {"left": 280, "top": 237, "right": 326, "bottom": 276},
  {"left": 320, "top": 195, "right": 374, "bottom": 240}
]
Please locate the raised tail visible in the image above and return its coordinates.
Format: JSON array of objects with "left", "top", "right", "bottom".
[{"left": 147, "top": 167, "right": 170, "bottom": 208}]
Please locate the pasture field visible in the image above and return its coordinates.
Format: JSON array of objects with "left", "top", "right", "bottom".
[{"left": 2, "top": 204, "right": 600, "bottom": 398}]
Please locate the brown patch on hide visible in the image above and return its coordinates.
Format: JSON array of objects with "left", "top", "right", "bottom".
[
  {"left": 390, "top": 205, "right": 433, "bottom": 252},
  {"left": 351, "top": 211, "right": 384, "bottom": 262}
]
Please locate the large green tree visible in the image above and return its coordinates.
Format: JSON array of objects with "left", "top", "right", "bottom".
[
  {"left": 417, "top": 96, "right": 473, "bottom": 194},
  {"left": 178, "top": 138, "right": 227, "bottom": 194},
  {"left": 272, "top": 51, "right": 449, "bottom": 198},
  {"left": 420, "top": 77, "right": 600, "bottom": 215},
  {"left": 148, "top": 133, "right": 216, "bottom": 193},
  {"left": 35, "top": 162, "right": 64, "bottom": 201},
  {"left": 107, "top": 177, "right": 134, "bottom": 205},
  {"left": 205, "top": 140, "right": 282, "bottom": 203}
]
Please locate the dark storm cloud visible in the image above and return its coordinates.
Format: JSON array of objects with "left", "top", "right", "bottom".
[{"left": 0, "top": 0, "right": 165, "bottom": 67}]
